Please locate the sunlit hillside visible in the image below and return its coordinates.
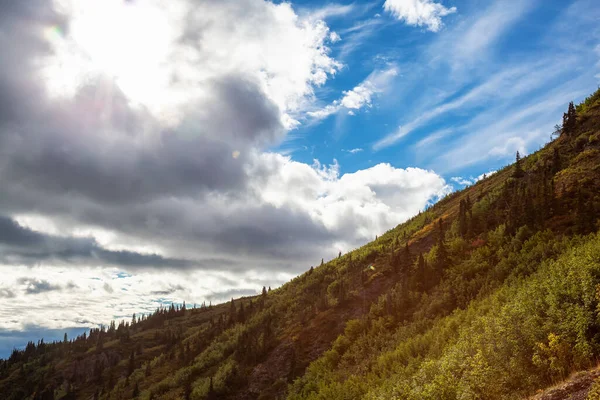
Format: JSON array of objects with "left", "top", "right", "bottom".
[{"left": 2, "top": 88, "right": 600, "bottom": 400}]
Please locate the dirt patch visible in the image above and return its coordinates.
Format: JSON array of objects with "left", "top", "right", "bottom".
[{"left": 529, "top": 368, "right": 600, "bottom": 400}]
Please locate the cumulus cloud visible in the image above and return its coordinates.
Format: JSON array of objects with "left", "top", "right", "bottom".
[
  {"left": 0, "top": 0, "right": 449, "bottom": 339},
  {"left": 383, "top": 0, "right": 456, "bottom": 32}
]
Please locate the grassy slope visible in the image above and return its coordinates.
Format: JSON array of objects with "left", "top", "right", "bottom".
[{"left": 1, "top": 89, "right": 600, "bottom": 400}]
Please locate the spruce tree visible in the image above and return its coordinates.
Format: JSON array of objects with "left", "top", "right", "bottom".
[
  {"left": 127, "top": 351, "right": 135, "bottom": 377},
  {"left": 513, "top": 151, "right": 524, "bottom": 178},
  {"left": 229, "top": 298, "right": 236, "bottom": 325}
]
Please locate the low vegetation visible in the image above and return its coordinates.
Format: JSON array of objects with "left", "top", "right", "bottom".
[{"left": 2, "top": 88, "right": 600, "bottom": 399}]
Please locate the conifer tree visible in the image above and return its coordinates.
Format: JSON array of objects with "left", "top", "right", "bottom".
[
  {"left": 229, "top": 298, "right": 236, "bottom": 325},
  {"left": 238, "top": 301, "right": 246, "bottom": 323},
  {"left": 513, "top": 151, "right": 524, "bottom": 178},
  {"left": 127, "top": 351, "right": 135, "bottom": 377}
]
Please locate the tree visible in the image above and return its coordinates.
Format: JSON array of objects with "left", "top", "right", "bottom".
[
  {"left": 229, "top": 298, "right": 236, "bottom": 325},
  {"left": 184, "top": 376, "right": 192, "bottom": 400},
  {"left": 207, "top": 377, "right": 216, "bottom": 400},
  {"left": 513, "top": 151, "right": 524, "bottom": 178},
  {"left": 552, "top": 123, "right": 562, "bottom": 139},
  {"left": 436, "top": 218, "right": 448, "bottom": 273},
  {"left": 127, "top": 351, "right": 135, "bottom": 377},
  {"left": 458, "top": 199, "right": 468, "bottom": 237},
  {"left": 132, "top": 382, "right": 139, "bottom": 398},
  {"left": 238, "top": 301, "right": 246, "bottom": 323}
]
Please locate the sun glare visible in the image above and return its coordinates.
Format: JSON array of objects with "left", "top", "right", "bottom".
[{"left": 43, "top": 0, "right": 175, "bottom": 113}]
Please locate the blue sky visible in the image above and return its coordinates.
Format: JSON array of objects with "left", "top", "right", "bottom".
[
  {"left": 0, "top": 0, "right": 598, "bottom": 358},
  {"left": 280, "top": 0, "right": 599, "bottom": 182}
]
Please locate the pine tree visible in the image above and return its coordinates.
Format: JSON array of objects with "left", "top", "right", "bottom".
[
  {"left": 127, "top": 351, "right": 135, "bottom": 377},
  {"left": 238, "top": 301, "right": 246, "bottom": 323},
  {"left": 513, "top": 151, "right": 524, "bottom": 178},
  {"left": 229, "top": 298, "right": 236, "bottom": 325}
]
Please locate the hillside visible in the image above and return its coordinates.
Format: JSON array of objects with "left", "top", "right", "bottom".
[{"left": 2, "top": 88, "right": 600, "bottom": 400}]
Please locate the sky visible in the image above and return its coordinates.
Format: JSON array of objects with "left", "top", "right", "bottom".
[{"left": 0, "top": 0, "right": 599, "bottom": 357}]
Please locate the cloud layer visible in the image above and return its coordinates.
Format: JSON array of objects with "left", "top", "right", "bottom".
[{"left": 0, "top": 0, "right": 449, "bottom": 339}]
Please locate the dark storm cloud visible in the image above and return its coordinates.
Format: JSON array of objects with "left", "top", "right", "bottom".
[
  {"left": 0, "top": 1, "right": 284, "bottom": 207},
  {"left": 0, "top": 216, "right": 194, "bottom": 269},
  {"left": 0, "top": 0, "right": 345, "bottom": 276}
]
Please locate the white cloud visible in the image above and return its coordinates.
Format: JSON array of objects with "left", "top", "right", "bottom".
[
  {"left": 446, "top": 0, "right": 534, "bottom": 66},
  {"left": 450, "top": 170, "right": 496, "bottom": 186},
  {"left": 329, "top": 31, "right": 341, "bottom": 43},
  {"left": 345, "top": 148, "right": 363, "bottom": 154},
  {"left": 254, "top": 153, "right": 450, "bottom": 246},
  {"left": 305, "top": 4, "right": 357, "bottom": 21},
  {"left": 383, "top": 0, "right": 456, "bottom": 32},
  {"left": 41, "top": 0, "right": 341, "bottom": 129},
  {"left": 374, "top": 59, "right": 575, "bottom": 150},
  {"left": 309, "top": 67, "right": 398, "bottom": 120}
]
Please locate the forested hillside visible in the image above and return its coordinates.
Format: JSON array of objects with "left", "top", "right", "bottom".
[{"left": 2, "top": 88, "right": 600, "bottom": 400}]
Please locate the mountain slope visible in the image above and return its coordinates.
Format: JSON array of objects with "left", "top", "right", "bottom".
[{"left": 1, "top": 88, "right": 600, "bottom": 400}]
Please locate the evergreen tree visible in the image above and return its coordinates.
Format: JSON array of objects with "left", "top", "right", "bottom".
[
  {"left": 513, "top": 151, "right": 524, "bottom": 178},
  {"left": 238, "top": 301, "right": 246, "bottom": 323},
  {"left": 229, "top": 298, "right": 236, "bottom": 325},
  {"left": 127, "top": 351, "right": 135, "bottom": 377}
]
